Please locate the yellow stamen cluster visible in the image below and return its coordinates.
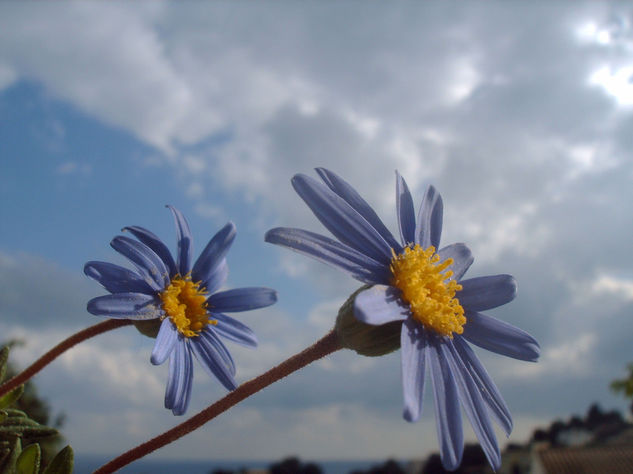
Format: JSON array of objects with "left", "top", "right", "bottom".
[
  {"left": 159, "top": 274, "right": 216, "bottom": 338},
  {"left": 390, "top": 244, "right": 466, "bottom": 337}
]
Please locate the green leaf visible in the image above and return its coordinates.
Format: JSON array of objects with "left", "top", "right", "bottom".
[
  {"left": 0, "top": 411, "right": 27, "bottom": 420},
  {"left": 0, "top": 386, "right": 24, "bottom": 411},
  {"left": 0, "top": 412, "right": 58, "bottom": 440},
  {"left": 16, "top": 444, "right": 40, "bottom": 474},
  {"left": 0, "top": 437, "right": 21, "bottom": 474},
  {"left": 0, "top": 348, "right": 8, "bottom": 384},
  {"left": 42, "top": 445, "right": 73, "bottom": 474},
  {"left": 0, "top": 418, "right": 40, "bottom": 428}
]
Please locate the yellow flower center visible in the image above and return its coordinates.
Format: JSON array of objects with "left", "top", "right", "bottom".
[
  {"left": 390, "top": 244, "right": 466, "bottom": 337},
  {"left": 159, "top": 274, "right": 216, "bottom": 338}
]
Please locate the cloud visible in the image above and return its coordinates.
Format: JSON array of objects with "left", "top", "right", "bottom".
[
  {"left": 0, "top": 251, "right": 92, "bottom": 329},
  {"left": 0, "top": 62, "right": 16, "bottom": 90},
  {"left": 591, "top": 274, "right": 633, "bottom": 301},
  {"left": 55, "top": 161, "right": 92, "bottom": 177},
  {"left": 0, "top": 2, "right": 193, "bottom": 152}
]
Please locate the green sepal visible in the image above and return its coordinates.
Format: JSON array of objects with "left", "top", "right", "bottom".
[
  {"left": 335, "top": 286, "right": 402, "bottom": 357},
  {"left": 133, "top": 319, "right": 162, "bottom": 339},
  {"left": 42, "top": 445, "right": 73, "bottom": 474},
  {"left": 0, "top": 387, "right": 24, "bottom": 411},
  {"left": 16, "top": 444, "right": 40, "bottom": 474},
  {"left": 0, "top": 348, "right": 9, "bottom": 383},
  {"left": 0, "top": 437, "right": 21, "bottom": 474}
]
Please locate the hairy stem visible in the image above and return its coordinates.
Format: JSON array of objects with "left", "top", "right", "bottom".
[
  {"left": 95, "top": 330, "right": 342, "bottom": 474},
  {"left": 0, "top": 319, "right": 133, "bottom": 397}
]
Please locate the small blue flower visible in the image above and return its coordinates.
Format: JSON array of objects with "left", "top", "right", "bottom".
[
  {"left": 266, "top": 169, "right": 539, "bottom": 471},
  {"left": 85, "top": 206, "right": 277, "bottom": 415}
]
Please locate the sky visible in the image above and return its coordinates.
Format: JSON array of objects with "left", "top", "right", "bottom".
[{"left": 1, "top": 0, "right": 633, "bottom": 468}]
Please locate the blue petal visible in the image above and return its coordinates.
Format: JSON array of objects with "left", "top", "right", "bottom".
[
  {"left": 415, "top": 185, "right": 443, "bottom": 249},
  {"left": 401, "top": 319, "right": 427, "bottom": 422},
  {"left": 165, "top": 339, "right": 193, "bottom": 416},
  {"left": 122, "top": 225, "right": 177, "bottom": 277},
  {"left": 201, "top": 327, "right": 236, "bottom": 375},
  {"left": 462, "top": 311, "right": 540, "bottom": 362},
  {"left": 443, "top": 340, "right": 501, "bottom": 471},
  {"left": 316, "top": 168, "right": 401, "bottom": 252},
  {"left": 212, "top": 313, "right": 258, "bottom": 347},
  {"left": 84, "top": 261, "right": 154, "bottom": 294},
  {"left": 396, "top": 171, "right": 416, "bottom": 246},
  {"left": 151, "top": 319, "right": 179, "bottom": 365},
  {"left": 353, "top": 285, "right": 410, "bottom": 325},
  {"left": 265, "top": 227, "right": 391, "bottom": 285},
  {"left": 167, "top": 205, "right": 193, "bottom": 276},
  {"left": 453, "top": 336, "right": 513, "bottom": 436},
  {"left": 110, "top": 236, "right": 169, "bottom": 290},
  {"left": 428, "top": 337, "right": 464, "bottom": 471},
  {"left": 190, "top": 329, "right": 238, "bottom": 391},
  {"left": 458, "top": 275, "right": 517, "bottom": 312},
  {"left": 292, "top": 174, "right": 393, "bottom": 264},
  {"left": 209, "top": 287, "right": 276, "bottom": 313},
  {"left": 87, "top": 293, "right": 162, "bottom": 320},
  {"left": 191, "top": 222, "right": 236, "bottom": 288},
  {"left": 437, "top": 243, "right": 473, "bottom": 281},
  {"left": 201, "top": 258, "right": 228, "bottom": 294}
]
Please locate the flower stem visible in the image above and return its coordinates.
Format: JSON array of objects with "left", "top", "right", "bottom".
[
  {"left": 0, "top": 319, "right": 133, "bottom": 397},
  {"left": 95, "top": 330, "right": 342, "bottom": 474}
]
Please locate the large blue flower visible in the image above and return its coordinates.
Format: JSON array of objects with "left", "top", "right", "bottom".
[
  {"left": 85, "top": 206, "right": 277, "bottom": 415},
  {"left": 266, "top": 169, "right": 539, "bottom": 471}
]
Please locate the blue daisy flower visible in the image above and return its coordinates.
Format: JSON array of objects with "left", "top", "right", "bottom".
[
  {"left": 85, "top": 206, "right": 277, "bottom": 415},
  {"left": 265, "top": 169, "right": 539, "bottom": 471}
]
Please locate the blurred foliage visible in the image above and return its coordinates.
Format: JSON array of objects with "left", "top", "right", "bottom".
[
  {"left": 0, "top": 344, "right": 73, "bottom": 474},
  {"left": 1, "top": 342, "right": 65, "bottom": 430},
  {"left": 351, "top": 459, "right": 405, "bottom": 474},
  {"left": 421, "top": 445, "right": 487, "bottom": 474},
  {"left": 210, "top": 458, "right": 323, "bottom": 474},
  {"left": 530, "top": 403, "right": 626, "bottom": 447},
  {"left": 269, "top": 457, "right": 322, "bottom": 474},
  {"left": 611, "top": 362, "right": 633, "bottom": 415}
]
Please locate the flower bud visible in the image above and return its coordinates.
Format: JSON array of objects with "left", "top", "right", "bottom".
[
  {"left": 133, "top": 319, "right": 162, "bottom": 339},
  {"left": 335, "top": 286, "right": 401, "bottom": 357}
]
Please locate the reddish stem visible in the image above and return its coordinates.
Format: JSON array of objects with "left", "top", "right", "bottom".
[
  {"left": 0, "top": 319, "right": 133, "bottom": 397},
  {"left": 95, "top": 330, "right": 342, "bottom": 474}
]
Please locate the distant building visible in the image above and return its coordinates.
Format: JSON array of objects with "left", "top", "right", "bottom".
[
  {"left": 531, "top": 445, "right": 633, "bottom": 474},
  {"left": 530, "top": 425, "right": 633, "bottom": 473}
]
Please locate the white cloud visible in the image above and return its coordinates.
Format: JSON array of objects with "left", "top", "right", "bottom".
[
  {"left": 0, "top": 62, "right": 16, "bottom": 90},
  {"left": 502, "top": 333, "right": 597, "bottom": 379},
  {"left": 446, "top": 56, "right": 481, "bottom": 103},
  {"left": 3, "top": 3, "right": 626, "bottom": 267},
  {"left": 307, "top": 299, "right": 342, "bottom": 334},
  {"left": 590, "top": 65, "right": 633, "bottom": 106},
  {"left": 592, "top": 274, "right": 633, "bottom": 301},
  {"left": 0, "top": 3, "right": 194, "bottom": 152},
  {"left": 3, "top": 324, "right": 163, "bottom": 406},
  {"left": 55, "top": 161, "right": 92, "bottom": 177},
  {"left": 193, "top": 202, "right": 222, "bottom": 220}
]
